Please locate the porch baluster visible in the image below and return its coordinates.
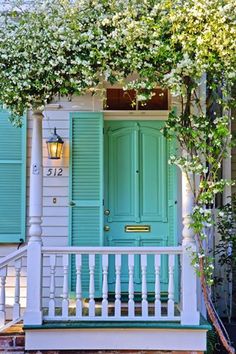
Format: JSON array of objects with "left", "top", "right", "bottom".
[
  {"left": 115, "top": 254, "right": 121, "bottom": 318},
  {"left": 141, "top": 254, "right": 148, "bottom": 318},
  {"left": 128, "top": 254, "right": 135, "bottom": 318},
  {"left": 0, "top": 266, "right": 7, "bottom": 327},
  {"left": 62, "top": 255, "right": 69, "bottom": 318},
  {"left": 89, "top": 254, "right": 95, "bottom": 317},
  {"left": 102, "top": 255, "right": 109, "bottom": 318},
  {"left": 76, "top": 254, "right": 82, "bottom": 318},
  {"left": 154, "top": 254, "right": 161, "bottom": 318},
  {"left": 168, "top": 254, "right": 175, "bottom": 317},
  {"left": 48, "top": 255, "right": 56, "bottom": 317},
  {"left": 13, "top": 259, "right": 22, "bottom": 320}
]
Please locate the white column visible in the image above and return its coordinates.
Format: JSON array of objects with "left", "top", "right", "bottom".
[
  {"left": 24, "top": 111, "right": 43, "bottom": 325},
  {"left": 181, "top": 170, "right": 200, "bottom": 325}
]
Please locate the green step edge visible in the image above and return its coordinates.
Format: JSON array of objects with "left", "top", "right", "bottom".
[{"left": 24, "top": 317, "right": 211, "bottom": 331}]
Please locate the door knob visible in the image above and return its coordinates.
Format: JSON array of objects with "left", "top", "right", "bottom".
[
  {"left": 104, "top": 225, "right": 110, "bottom": 232},
  {"left": 69, "top": 201, "right": 76, "bottom": 207},
  {"left": 104, "top": 209, "right": 110, "bottom": 216}
]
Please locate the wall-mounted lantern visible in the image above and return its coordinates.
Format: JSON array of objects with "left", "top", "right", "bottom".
[{"left": 46, "top": 128, "right": 64, "bottom": 160}]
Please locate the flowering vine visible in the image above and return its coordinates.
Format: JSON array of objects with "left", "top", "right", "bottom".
[{"left": 0, "top": 0, "right": 235, "bottom": 352}]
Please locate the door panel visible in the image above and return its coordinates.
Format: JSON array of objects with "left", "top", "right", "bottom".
[
  {"left": 140, "top": 127, "right": 167, "bottom": 222},
  {"left": 108, "top": 126, "right": 138, "bottom": 222},
  {"left": 104, "top": 120, "right": 176, "bottom": 293}
]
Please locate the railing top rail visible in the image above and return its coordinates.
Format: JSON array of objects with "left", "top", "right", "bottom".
[
  {"left": 42, "top": 246, "right": 182, "bottom": 255},
  {"left": 0, "top": 245, "right": 27, "bottom": 269}
]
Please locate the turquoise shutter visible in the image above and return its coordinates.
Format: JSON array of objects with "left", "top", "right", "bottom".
[
  {"left": 0, "top": 109, "right": 26, "bottom": 243},
  {"left": 70, "top": 112, "right": 103, "bottom": 296}
]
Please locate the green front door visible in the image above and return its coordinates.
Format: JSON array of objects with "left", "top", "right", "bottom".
[{"left": 104, "top": 120, "right": 177, "bottom": 293}]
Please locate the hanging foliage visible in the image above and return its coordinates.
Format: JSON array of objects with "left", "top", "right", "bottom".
[{"left": 0, "top": 0, "right": 236, "bottom": 352}]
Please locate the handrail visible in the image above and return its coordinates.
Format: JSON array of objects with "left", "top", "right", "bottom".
[
  {"left": 42, "top": 246, "right": 182, "bottom": 255},
  {"left": 0, "top": 317, "right": 23, "bottom": 333},
  {"left": 0, "top": 245, "right": 28, "bottom": 269}
]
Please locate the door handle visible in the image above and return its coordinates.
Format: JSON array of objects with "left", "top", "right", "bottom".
[
  {"left": 104, "top": 209, "right": 110, "bottom": 216},
  {"left": 69, "top": 201, "right": 76, "bottom": 207},
  {"left": 104, "top": 225, "right": 110, "bottom": 232}
]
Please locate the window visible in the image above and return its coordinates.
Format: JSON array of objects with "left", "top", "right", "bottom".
[{"left": 105, "top": 88, "right": 169, "bottom": 111}]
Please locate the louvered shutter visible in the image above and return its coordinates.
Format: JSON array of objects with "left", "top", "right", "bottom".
[
  {"left": 70, "top": 112, "right": 103, "bottom": 296},
  {"left": 0, "top": 109, "right": 26, "bottom": 243}
]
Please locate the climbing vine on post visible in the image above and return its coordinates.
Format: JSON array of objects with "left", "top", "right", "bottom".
[{"left": 0, "top": 0, "right": 235, "bottom": 352}]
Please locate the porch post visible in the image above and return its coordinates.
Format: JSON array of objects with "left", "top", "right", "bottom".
[
  {"left": 24, "top": 111, "right": 43, "bottom": 325},
  {"left": 181, "top": 170, "right": 200, "bottom": 325}
]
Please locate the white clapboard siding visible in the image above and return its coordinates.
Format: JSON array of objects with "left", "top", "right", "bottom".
[
  {"left": 43, "top": 197, "right": 69, "bottom": 207},
  {"left": 0, "top": 246, "right": 21, "bottom": 257},
  {"left": 26, "top": 158, "right": 69, "bottom": 169},
  {"left": 43, "top": 187, "right": 69, "bottom": 197},
  {"left": 26, "top": 195, "right": 69, "bottom": 207},
  {"left": 28, "top": 118, "right": 69, "bottom": 130},
  {"left": 27, "top": 128, "right": 69, "bottom": 139},
  {"left": 41, "top": 227, "right": 68, "bottom": 238},
  {"left": 43, "top": 93, "right": 102, "bottom": 111},
  {"left": 26, "top": 207, "right": 69, "bottom": 218},
  {"left": 43, "top": 207, "right": 69, "bottom": 217},
  {"left": 43, "top": 178, "right": 69, "bottom": 188},
  {"left": 41, "top": 217, "right": 68, "bottom": 227},
  {"left": 42, "top": 275, "right": 65, "bottom": 287}
]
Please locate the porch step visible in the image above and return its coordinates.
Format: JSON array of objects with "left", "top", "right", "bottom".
[
  {"left": 24, "top": 320, "right": 210, "bottom": 353},
  {"left": 0, "top": 323, "right": 205, "bottom": 354}
]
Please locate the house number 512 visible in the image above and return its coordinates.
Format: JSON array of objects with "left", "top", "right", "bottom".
[{"left": 46, "top": 168, "right": 63, "bottom": 176}]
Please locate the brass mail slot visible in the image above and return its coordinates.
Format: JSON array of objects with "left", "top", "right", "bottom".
[{"left": 125, "top": 225, "right": 151, "bottom": 233}]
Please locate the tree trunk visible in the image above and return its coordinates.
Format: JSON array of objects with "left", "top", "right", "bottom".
[{"left": 199, "top": 258, "right": 235, "bottom": 354}]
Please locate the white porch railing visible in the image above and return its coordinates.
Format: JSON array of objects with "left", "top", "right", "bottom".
[
  {"left": 0, "top": 245, "right": 27, "bottom": 332},
  {"left": 42, "top": 246, "right": 182, "bottom": 322},
  {"left": 0, "top": 244, "right": 200, "bottom": 327}
]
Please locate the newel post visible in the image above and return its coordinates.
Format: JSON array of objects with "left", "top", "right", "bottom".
[
  {"left": 24, "top": 111, "right": 43, "bottom": 325},
  {"left": 181, "top": 170, "right": 200, "bottom": 325}
]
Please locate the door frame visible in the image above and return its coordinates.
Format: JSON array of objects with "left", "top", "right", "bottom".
[{"left": 103, "top": 117, "right": 178, "bottom": 248}]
